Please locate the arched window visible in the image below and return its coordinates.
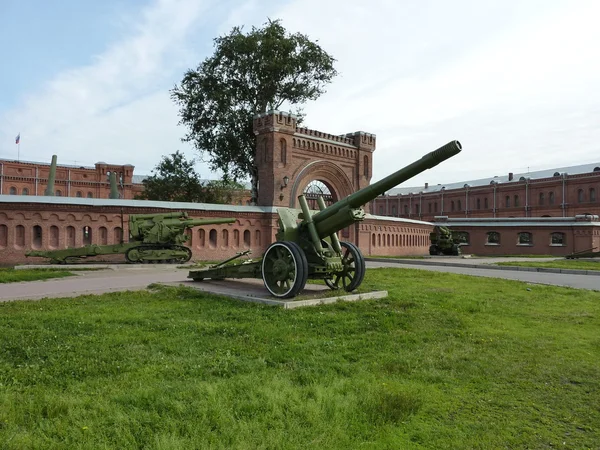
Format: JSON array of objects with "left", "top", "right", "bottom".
[
  {"left": 578, "top": 189, "right": 584, "bottom": 203},
  {"left": 363, "top": 156, "right": 369, "bottom": 177},
  {"left": 22, "top": 188, "right": 29, "bottom": 195},
  {"left": 486, "top": 231, "right": 500, "bottom": 245},
  {"left": 549, "top": 192, "right": 555, "bottom": 205},
  {"left": 243, "top": 230, "right": 251, "bottom": 247},
  {"left": 255, "top": 230, "right": 261, "bottom": 246},
  {"left": 434, "top": 202, "right": 438, "bottom": 212},
  {"left": 83, "top": 226, "right": 92, "bottom": 245},
  {"left": 505, "top": 196, "right": 510, "bottom": 208},
  {"left": 233, "top": 229, "right": 240, "bottom": 247},
  {"left": 457, "top": 200, "right": 462, "bottom": 211},
  {"left": 392, "top": 205, "right": 397, "bottom": 216},
  {"left": 209, "top": 229, "right": 217, "bottom": 248},
  {"left": 476, "top": 198, "right": 481, "bottom": 210},
  {"left": 590, "top": 188, "right": 596, "bottom": 202},
  {"left": 49, "top": 225, "right": 59, "bottom": 248},
  {"left": 404, "top": 205, "right": 409, "bottom": 215},
  {"left": 32, "top": 225, "right": 43, "bottom": 249},
  {"left": 451, "top": 201, "right": 455, "bottom": 212},
  {"left": 514, "top": 195, "right": 520, "bottom": 207},
  {"left": 87, "top": 192, "right": 93, "bottom": 198},
  {"left": 428, "top": 203, "right": 431, "bottom": 213},
  {"left": 280, "top": 139, "right": 286, "bottom": 163},
  {"left": 99, "top": 226, "right": 108, "bottom": 245},
  {"left": 484, "top": 198, "right": 488, "bottom": 209},
  {"left": 56, "top": 190, "right": 62, "bottom": 196},
  {"left": 379, "top": 206, "right": 384, "bottom": 215},
  {"left": 76, "top": 191, "right": 83, "bottom": 198},
  {"left": 550, "top": 232, "right": 565, "bottom": 245},
  {"left": 372, "top": 234, "right": 376, "bottom": 246},
  {"left": 222, "top": 229, "right": 229, "bottom": 246},
  {"left": 9, "top": 186, "right": 17, "bottom": 195},
  {"left": 198, "top": 229, "right": 205, "bottom": 247},
  {"left": 517, "top": 232, "right": 532, "bottom": 245},
  {"left": 415, "top": 204, "right": 420, "bottom": 215},
  {"left": 539, "top": 193, "right": 545, "bottom": 205}
]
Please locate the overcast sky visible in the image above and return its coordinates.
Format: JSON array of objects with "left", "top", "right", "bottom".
[{"left": 1, "top": 0, "right": 599, "bottom": 189}]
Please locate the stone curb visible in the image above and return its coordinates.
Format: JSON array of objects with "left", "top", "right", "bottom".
[{"left": 365, "top": 258, "right": 600, "bottom": 276}]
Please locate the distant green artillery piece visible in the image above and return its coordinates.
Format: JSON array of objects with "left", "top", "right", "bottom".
[
  {"left": 25, "top": 212, "right": 235, "bottom": 264},
  {"left": 189, "top": 141, "right": 462, "bottom": 298}
]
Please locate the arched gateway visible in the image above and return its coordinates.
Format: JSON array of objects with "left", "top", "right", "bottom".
[{"left": 253, "top": 111, "right": 376, "bottom": 211}]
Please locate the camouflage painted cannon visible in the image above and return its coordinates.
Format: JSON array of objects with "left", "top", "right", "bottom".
[
  {"left": 189, "top": 141, "right": 462, "bottom": 298},
  {"left": 26, "top": 212, "right": 236, "bottom": 264},
  {"left": 429, "top": 225, "right": 463, "bottom": 256}
]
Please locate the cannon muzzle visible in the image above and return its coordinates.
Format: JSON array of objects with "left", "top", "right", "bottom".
[{"left": 308, "top": 141, "right": 462, "bottom": 237}]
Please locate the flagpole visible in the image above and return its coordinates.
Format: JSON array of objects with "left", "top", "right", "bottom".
[{"left": 18, "top": 141, "right": 20, "bottom": 162}]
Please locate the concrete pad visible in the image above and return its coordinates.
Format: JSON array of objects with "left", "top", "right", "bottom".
[{"left": 164, "top": 278, "right": 388, "bottom": 309}]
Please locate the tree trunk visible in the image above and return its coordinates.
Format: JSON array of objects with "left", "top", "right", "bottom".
[{"left": 250, "top": 166, "right": 259, "bottom": 205}]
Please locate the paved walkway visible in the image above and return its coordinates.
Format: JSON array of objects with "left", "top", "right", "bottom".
[{"left": 2, "top": 257, "right": 599, "bottom": 302}]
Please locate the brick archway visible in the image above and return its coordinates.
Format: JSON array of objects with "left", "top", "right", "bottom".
[
  {"left": 288, "top": 159, "right": 354, "bottom": 208},
  {"left": 253, "top": 111, "right": 376, "bottom": 209}
]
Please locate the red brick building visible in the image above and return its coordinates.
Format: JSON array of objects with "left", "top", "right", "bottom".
[
  {"left": 371, "top": 165, "right": 600, "bottom": 221},
  {"left": 0, "top": 158, "right": 144, "bottom": 199}
]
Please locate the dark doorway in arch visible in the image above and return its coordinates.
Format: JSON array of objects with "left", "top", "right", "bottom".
[{"left": 303, "top": 180, "right": 336, "bottom": 210}]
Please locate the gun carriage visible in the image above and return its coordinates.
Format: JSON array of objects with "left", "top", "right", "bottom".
[
  {"left": 26, "top": 212, "right": 235, "bottom": 264},
  {"left": 189, "top": 141, "right": 462, "bottom": 298}
]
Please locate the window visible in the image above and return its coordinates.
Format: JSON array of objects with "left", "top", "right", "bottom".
[
  {"left": 9, "top": 186, "right": 17, "bottom": 195},
  {"left": 379, "top": 206, "right": 384, "bottom": 215},
  {"left": 484, "top": 198, "right": 488, "bottom": 209},
  {"left": 514, "top": 195, "right": 520, "bottom": 207},
  {"left": 222, "top": 229, "right": 229, "bottom": 247},
  {"left": 22, "top": 188, "right": 29, "bottom": 195},
  {"left": 32, "top": 225, "right": 43, "bottom": 249},
  {"left": 83, "top": 226, "right": 92, "bottom": 245},
  {"left": 87, "top": 192, "right": 93, "bottom": 198},
  {"left": 539, "top": 193, "right": 545, "bottom": 205},
  {"left": 505, "top": 196, "right": 510, "bottom": 208},
  {"left": 455, "top": 231, "right": 470, "bottom": 245},
  {"left": 590, "top": 188, "right": 596, "bottom": 202},
  {"left": 476, "top": 198, "right": 481, "bottom": 210},
  {"left": 56, "top": 190, "right": 62, "bottom": 196},
  {"left": 428, "top": 203, "right": 432, "bottom": 213},
  {"left": 280, "top": 139, "right": 286, "bottom": 163},
  {"left": 209, "top": 229, "right": 217, "bottom": 248},
  {"left": 486, "top": 231, "right": 500, "bottom": 245},
  {"left": 404, "top": 205, "right": 409, "bottom": 215},
  {"left": 363, "top": 156, "right": 369, "bottom": 177},
  {"left": 76, "top": 191, "right": 83, "bottom": 197},
  {"left": 578, "top": 189, "right": 584, "bottom": 203},
  {"left": 243, "top": 230, "right": 251, "bottom": 247},
  {"left": 434, "top": 202, "right": 438, "bottom": 212},
  {"left": 415, "top": 204, "right": 420, "bottom": 215},
  {"left": 457, "top": 200, "right": 462, "bottom": 211},
  {"left": 549, "top": 192, "right": 555, "bottom": 205},
  {"left": 451, "top": 201, "right": 455, "bottom": 212},
  {"left": 392, "top": 205, "right": 397, "bottom": 216},
  {"left": 551, "top": 232, "right": 565, "bottom": 246},
  {"left": 517, "top": 232, "right": 532, "bottom": 246}
]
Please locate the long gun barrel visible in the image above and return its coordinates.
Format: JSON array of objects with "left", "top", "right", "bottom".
[{"left": 309, "top": 140, "right": 462, "bottom": 237}]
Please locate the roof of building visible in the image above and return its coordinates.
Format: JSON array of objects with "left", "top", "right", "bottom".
[
  {"left": 0, "top": 195, "right": 277, "bottom": 213},
  {"left": 386, "top": 161, "right": 600, "bottom": 196}
]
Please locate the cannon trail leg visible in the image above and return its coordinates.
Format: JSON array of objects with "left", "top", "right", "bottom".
[
  {"left": 262, "top": 241, "right": 308, "bottom": 298},
  {"left": 325, "top": 241, "right": 365, "bottom": 292}
]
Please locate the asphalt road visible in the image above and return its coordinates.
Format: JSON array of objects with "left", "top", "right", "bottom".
[{"left": 1, "top": 259, "right": 599, "bottom": 302}]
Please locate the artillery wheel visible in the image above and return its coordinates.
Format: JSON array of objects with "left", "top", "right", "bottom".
[
  {"left": 325, "top": 241, "right": 365, "bottom": 292},
  {"left": 262, "top": 241, "right": 308, "bottom": 298},
  {"left": 125, "top": 248, "right": 142, "bottom": 263}
]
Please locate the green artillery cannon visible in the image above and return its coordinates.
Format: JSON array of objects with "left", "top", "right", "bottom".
[
  {"left": 429, "top": 225, "right": 463, "bottom": 256},
  {"left": 26, "top": 212, "right": 235, "bottom": 264},
  {"left": 189, "top": 140, "right": 462, "bottom": 298}
]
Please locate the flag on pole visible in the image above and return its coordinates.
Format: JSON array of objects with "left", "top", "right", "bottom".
[{"left": 15, "top": 133, "right": 20, "bottom": 144}]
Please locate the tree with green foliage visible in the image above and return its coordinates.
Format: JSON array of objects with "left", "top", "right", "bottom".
[
  {"left": 171, "top": 19, "right": 338, "bottom": 204},
  {"left": 136, "top": 151, "right": 243, "bottom": 204}
]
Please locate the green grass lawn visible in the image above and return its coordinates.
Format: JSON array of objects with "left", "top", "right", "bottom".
[
  {"left": 1, "top": 268, "right": 599, "bottom": 449},
  {"left": 496, "top": 259, "right": 600, "bottom": 271},
  {"left": 0, "top": 268, "right": 75, "bottom": 283}
]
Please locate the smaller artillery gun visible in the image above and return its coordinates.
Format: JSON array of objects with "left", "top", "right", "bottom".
[
  {"left": 25, "top": 212, "right": 235, "bottom": 264},
  {"left": 189, "top": 141, "right": 462, "bottom": 298},
  {"left": 429, "top": 225, "right": 463, "bottom": 256}
]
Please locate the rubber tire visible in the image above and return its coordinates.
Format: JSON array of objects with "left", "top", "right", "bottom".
[{"left": 261, "top": 241, "right": 308, "bottom": 298}]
